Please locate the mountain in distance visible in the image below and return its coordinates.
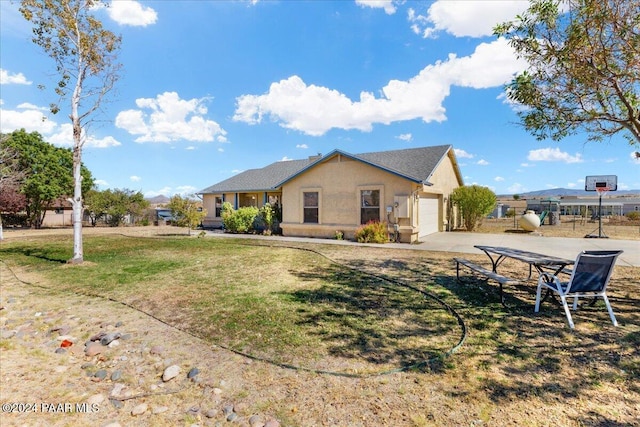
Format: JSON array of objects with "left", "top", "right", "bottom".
[
  {"left": 498, "top": 188, "right": 640, "bottom": 198},
  {"left": 146, "top": 195, "right": 170, "bottom": 205}
]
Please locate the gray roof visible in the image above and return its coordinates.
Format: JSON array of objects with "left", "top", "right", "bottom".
[{"left": 198, "top": 145, "right": 454, "bottom": 194}]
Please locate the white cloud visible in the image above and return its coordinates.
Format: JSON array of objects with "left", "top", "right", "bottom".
[
  {"left": 0, "top": 105, "right": 58, "bottom": 134},
  {"left": 233, "top": 38, "right": 525, "bottom": 136},
  {"left": 528, "top": 148, "right": 583, "bottom": 163},
  {"left": 130, "top": 175, "right": 141, "bottom": 182},
  {"left": 46, "top": 123, "right": 121, "bottom": 148},
  {"left": 0, "top": 69, "right": 31, "bottom": 85},
  {"left": 116, "top": 91, "right": 227, "bottom": 143},
  {"left": 454, "top": 148, "right": 474, "bottom": 159},
  {"left": 408, "top": 1, "right": 528, "bottom": 39},
  {"left": 186, "top": 146, "right": 196, "bottom": 150},
  {"left": 281, "top": 156, "right": 293, "bottom": 161},
  {"left": 296, "top": 144, "right": 309, "bottom": 149},
  {"left": 507, "top": 183, "right": 527, "bottom": 194},
  {"left": 94, "top": 179, "right": 109, "bottom": 188},
  {"left": 567, "top": 182, "right": 577, "bottom": 189},
  {"left": 477, "top": 159, "right": 489, "bottom": 166},
  {"left": 396, "top": 133, "right": 412, "bottom": 142},
  {"left": 494, "top": 176, "right": 504, "bottom": 182},
  {"left": 0, "top": 104, "right": 120, "bottom": 148},
  {"left": 355, "top": 0, "right": 398, "bottom": 15},
  {"left": 106, "top": 0, "right": 157, "bottom": 26}
]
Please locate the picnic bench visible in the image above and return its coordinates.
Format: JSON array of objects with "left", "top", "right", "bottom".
[
  {"left": 454, "top": 246, "right": 575, "bottom": 306},
  {"left": 454, "top": 257, "right": 519, "bottom": 305}
]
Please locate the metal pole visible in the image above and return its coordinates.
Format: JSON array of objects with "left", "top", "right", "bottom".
[{"left": 598, "top": 193, "right": 603, "bottom": 238}]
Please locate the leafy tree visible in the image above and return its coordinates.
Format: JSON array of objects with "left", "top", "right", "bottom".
[
  {"left": 83, "top": 188, "right": 109, "bottom": 226},
  {"left": 450, "top": 185, "right": 497, "bottom": 232},
  {"left": 21, "top": 0, "right": 122, "bottom": 263},
  {"left": 1, "top": 129, "right": 93, "bottom": 229},
  {"left": 495, "top": 0, "right": 640, "bottom": 153},
  {"left": 167, "top": 194, "right": 207, "bottom": 235},
  {"left": 85, "top": 188, "right": 149, "bottom": 227}
]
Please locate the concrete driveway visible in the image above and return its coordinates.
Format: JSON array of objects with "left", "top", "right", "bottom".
[{"left": 206, "top": 230, "right": 639, "bottom": 267}]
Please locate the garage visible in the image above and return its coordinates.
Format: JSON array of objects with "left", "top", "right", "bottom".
[{"left": 418, "top": 195, "right": 440, "bottom": 238}]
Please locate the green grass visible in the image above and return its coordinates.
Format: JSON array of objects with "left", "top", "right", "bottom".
[{"left": 0, "top": 234, "right": 461, "bottom": 374}]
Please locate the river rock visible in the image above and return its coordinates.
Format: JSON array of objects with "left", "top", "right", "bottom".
[
  {"left": 187, "top": 367, "right": 199, "bottom": 379},
  {"left": 162, "top": 364, "right": 180, "bottom": 382},
  {"left": 85, "top": 342, "right": 103, "bottom": 356},
  {"left": 131, "top": 403, "right": 148, "bottom": 416}
]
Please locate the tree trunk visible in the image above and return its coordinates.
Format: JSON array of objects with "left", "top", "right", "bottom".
[{"left": 69, "top": 130, "right": 84, "bottom": 264}]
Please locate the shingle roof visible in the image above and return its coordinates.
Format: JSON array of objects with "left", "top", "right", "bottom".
[
  {"left": 198, "top": 145, "right": 454, "bottom": 194},
  {"left": 345, "top": 145, "right": 451, "bottom": 184},
  {"left": 198, "top": 159, "right": 311, "bottom": 193}
]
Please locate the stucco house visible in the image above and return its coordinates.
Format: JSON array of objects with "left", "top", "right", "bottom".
[{"left": 198, "top": 145, "right": 463, "bottom": 243}]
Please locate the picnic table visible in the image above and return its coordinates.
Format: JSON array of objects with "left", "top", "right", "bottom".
[
  {"left": 455, "top": 246, "right": 575, "bottom": 306},
  {"left": 474, "top": 245, "right": 574, "bottom": 278}
]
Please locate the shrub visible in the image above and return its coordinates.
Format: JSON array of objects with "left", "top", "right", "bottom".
[
  {"left": 450, "top": 185, "right": 497, "bottom": 231},
  {"left": 354, "top": 221, "right": 389, "bottom": 243},
  {"left": 222, "top": 202, "right": 259, "bottom": 233},
  {"left": 259, "top": 203, "right": 275, "bottom": 235},
  {"left": 626, "top": 211, "right": 640, "bottom": 221}
]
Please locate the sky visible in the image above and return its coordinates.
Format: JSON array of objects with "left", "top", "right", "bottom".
[{"left": 1, "top": 0, "right": 638, "bottom": 198}]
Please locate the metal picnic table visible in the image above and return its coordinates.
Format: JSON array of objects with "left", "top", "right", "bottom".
[{"left": 473, "top": 245, "right": 575, "bottom": 305}]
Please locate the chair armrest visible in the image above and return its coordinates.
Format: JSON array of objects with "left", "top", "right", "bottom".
[{"left": 538, "top": 272, "right": 563, "bottom": 292}]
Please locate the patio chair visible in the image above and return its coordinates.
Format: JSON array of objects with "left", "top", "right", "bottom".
[{"left": 535, "top": 250, "right": 623, "bottom": 329}]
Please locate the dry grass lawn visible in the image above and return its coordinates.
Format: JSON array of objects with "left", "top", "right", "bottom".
[{"left": 1, "top": 225, "right": 638, "bottom": 426}]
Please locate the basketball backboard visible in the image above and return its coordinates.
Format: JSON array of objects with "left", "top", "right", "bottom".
[{"left": 585, "top": 175, "right": 617, "bottom": 191}]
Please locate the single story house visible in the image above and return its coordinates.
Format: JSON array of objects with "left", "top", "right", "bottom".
[{"left": 198, "top": 145, "right": 464, "bottom": 243}]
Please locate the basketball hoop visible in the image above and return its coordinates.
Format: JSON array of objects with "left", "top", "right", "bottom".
[{"left": 596, "top": 186, "right": 610, "bottom": 197}]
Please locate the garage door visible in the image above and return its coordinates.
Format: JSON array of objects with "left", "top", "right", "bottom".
[{"left": 418, "top": 195, "right": 439, "bottom": 238}]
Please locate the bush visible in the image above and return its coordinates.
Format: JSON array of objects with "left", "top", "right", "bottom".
[
  {"left": 626, "top": 211, "right": 640, "bottom": 221},
  {"left": 450, "top": 185, "right": 497, "bottom": 231},
  {"left": 222, "top": 202, "right": 259, "bottom": 233},
  {"left": 354, "top": 221, "right": 389, "bottom": 243},
  {"left": 259, "top": 203, "right": 275, "bottom": 235}
]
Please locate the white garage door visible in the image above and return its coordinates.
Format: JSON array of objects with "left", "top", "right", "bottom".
[{"left": 418, "top": 195, "right": 439, "bottom": 238}]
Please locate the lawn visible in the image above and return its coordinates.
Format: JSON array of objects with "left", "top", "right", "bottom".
[
  {"left": 1, "top": 229, "right": 639, "bottom": 425},
  {"left": 0, "top": 234, "right": 462, "bottom": 375}
]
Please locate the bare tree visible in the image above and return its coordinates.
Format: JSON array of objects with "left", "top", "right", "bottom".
[{"left": 20, "top": 0, "right": 121, "bottom": 263}]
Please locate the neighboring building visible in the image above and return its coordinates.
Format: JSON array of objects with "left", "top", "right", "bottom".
[
  {"left": 525, "top": 196, "right": 640, "bottom": 217},
  {"left": 41, "top": 199, "right": 74, "bottom": 227},
  {"left": 199, "top": 145, "right": 464, "bottom": 243}
]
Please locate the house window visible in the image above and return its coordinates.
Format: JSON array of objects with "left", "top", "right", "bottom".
[
  {"left": 303, "top": 192, "right": 319, "bottom": 223},
  {"left": 361, "top": 189, "right": 380, "bottom": 224},
  {"left": 55, "top": 208, "right": 64, "bottom": 214},
  {"left": 215, "top": 197, "right": 223, "bottom": 217}
]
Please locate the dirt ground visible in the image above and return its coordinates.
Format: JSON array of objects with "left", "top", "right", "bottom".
[{"left": 1, "top": 225, "right": 639, "bottom": 426}]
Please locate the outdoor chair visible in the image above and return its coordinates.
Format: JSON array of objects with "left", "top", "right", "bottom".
[{"left": 535, "top": 250, "right": 623, "bottom": 329}]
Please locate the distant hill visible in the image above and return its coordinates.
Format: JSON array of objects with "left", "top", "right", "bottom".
[
  {"left": 146, "top": 195, "right": 170, "bottom": 205},
  {"left": 499, "top": 188, "right": 640, "bottom": 198}
]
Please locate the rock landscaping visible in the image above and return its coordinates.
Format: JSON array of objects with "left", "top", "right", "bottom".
[{"left": 0, "top": 266, "right": 281, "bottom": 427}]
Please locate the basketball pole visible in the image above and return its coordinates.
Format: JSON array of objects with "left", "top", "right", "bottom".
[{"left": 598, "top": 190, "right": 603, "bottom": 238}]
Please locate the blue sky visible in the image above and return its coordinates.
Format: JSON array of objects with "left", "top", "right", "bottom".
[{"left": 1, "top": 0, "right": 638, "bottom": 197}]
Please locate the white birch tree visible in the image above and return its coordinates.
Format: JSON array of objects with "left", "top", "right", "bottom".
[{"left": 20, "top": 0, "right": 121, "bottom": 263}]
